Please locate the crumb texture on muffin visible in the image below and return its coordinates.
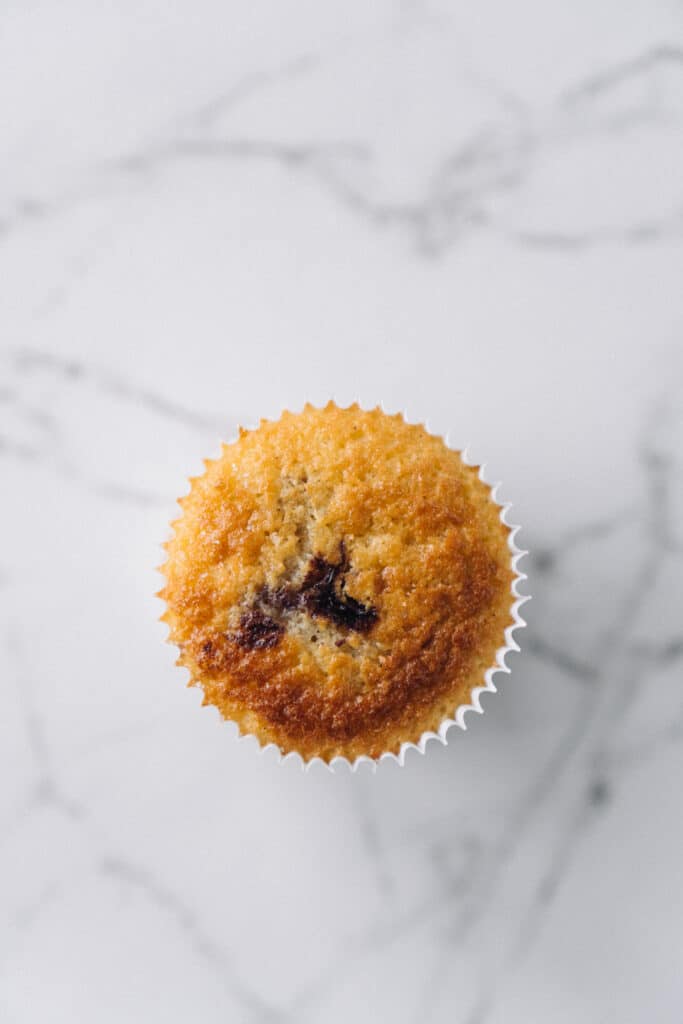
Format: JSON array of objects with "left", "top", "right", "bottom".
[{"left": 160, "top": 403, "right": 514, "bottom": 761}]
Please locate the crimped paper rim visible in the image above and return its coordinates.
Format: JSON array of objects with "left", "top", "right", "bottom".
[{"left": 159, "top": 400, "right": 529, "bottom": 772}]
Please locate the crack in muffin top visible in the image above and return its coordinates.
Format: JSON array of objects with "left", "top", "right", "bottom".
[{"left": 160, "top": 403, "right": 514, "bottom": 761}]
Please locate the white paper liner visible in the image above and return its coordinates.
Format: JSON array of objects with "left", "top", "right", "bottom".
[{"left": 160, "top": 401, "right": 529, "bottom": 773}]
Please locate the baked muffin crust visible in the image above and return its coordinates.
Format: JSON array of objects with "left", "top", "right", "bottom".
[{"left": 160, "top": 403, "right": 515, "bottom": 761}]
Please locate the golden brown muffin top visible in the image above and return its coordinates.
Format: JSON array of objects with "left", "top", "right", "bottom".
[{"left": 160, "top": 403, "right": 515, "bottom": 762}]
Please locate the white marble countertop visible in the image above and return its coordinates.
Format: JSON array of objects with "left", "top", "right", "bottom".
[{"left": 2, "top": 3, "right": 683, "bottom": 1022}]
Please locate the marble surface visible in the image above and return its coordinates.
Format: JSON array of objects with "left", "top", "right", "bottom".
[{"left": 2, "top": 3, "right": 683, "bottom": 1021}]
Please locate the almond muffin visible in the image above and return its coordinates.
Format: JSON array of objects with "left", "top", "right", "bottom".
[{"left": 160, "top": 403, "right": 516, "bottom": 762}]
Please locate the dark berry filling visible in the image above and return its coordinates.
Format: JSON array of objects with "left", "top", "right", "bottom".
[
  {"left": 233, "top": 609, "right": 284, "bottom": 650},
  {"left": 232, "top": 542, "right": 377, "bottom": 650}
]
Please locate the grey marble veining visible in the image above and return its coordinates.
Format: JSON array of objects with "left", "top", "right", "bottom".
[{"left": 1, "top": 3, "right": 683, "bottom": 1022}]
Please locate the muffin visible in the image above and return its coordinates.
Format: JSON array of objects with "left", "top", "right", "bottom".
[{"left": 160, "top": 403, "right": 518, "bottom": 763}]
